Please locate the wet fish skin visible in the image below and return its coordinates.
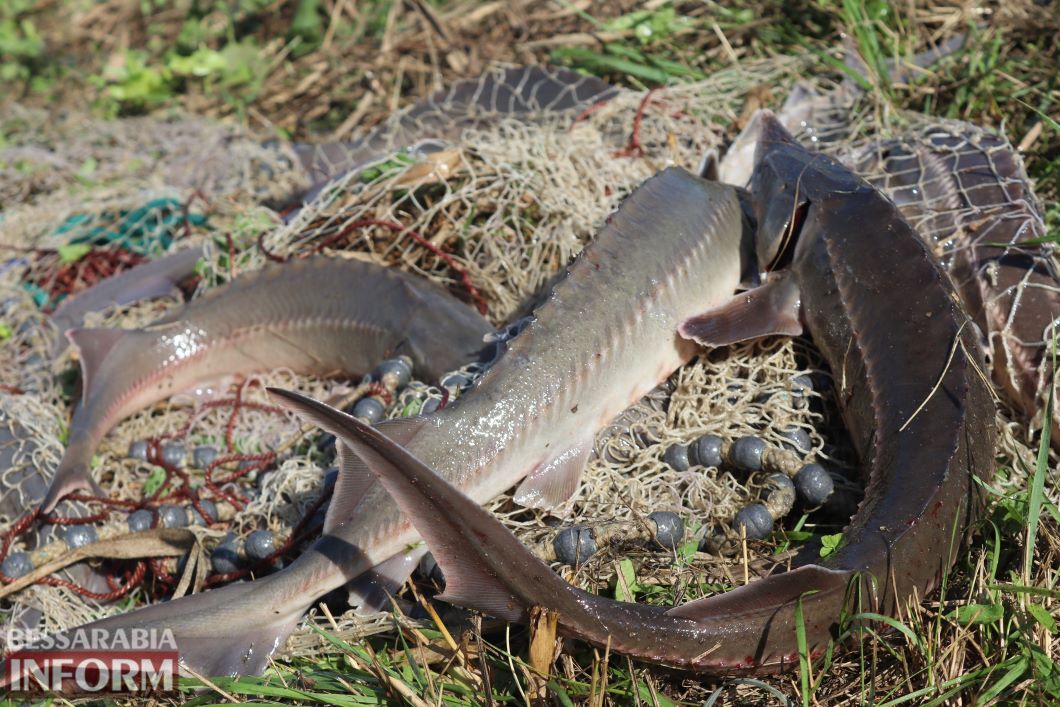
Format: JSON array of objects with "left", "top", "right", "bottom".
[
  {"left": 680, "top": 113, "right": 994, "bottom": 668},
  {"left": 850, "top": 132, "right": 1060, "bottom": 449},
  {"left": 739, "top": 70, "right": 1057, "bottom": 448},
  {"left": 299, "top": 113, "right": 997, "bottom": 674},
  {"left": 39, "top": 256, "right": 493, "bottom": 513},
  {"left": 2, "top": 167, "right": 745, "bottom": 681}
]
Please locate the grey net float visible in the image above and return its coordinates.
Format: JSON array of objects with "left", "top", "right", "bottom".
[
  {"left": 552, "top": 526, "right": 598, "bottom": 566},
  {"left": 191, "top": 445, "right": 218, "bottom": 469},
  {"left": 647, "top": 511, "right": 685, "bottom": 551},
  {"left": 127, "top": 509, "right": 153, "bottom": 532},
  {"left": 211, "top": 534, "right": 241, "bottom": 575},
  {"left": 777, "top": 425, "right": 812, "bottom": 454},
  {"left": 371, "top": 356, "right": 413, "bottom": 391},
  {"left": 733, "top": 504, "right": 773, "bottom": 541},
  {"left": 794, "top": 463, "right": 835, "bottom": 507},
  {"left": 158, "top": 504, "right": 188, "bottom": 529},
  {"left": 350, "top": 397, "right": 385, "bottom": 424},
  {"left": 546, "top": 512, "right": 688, "bottom": 566},
  {"left": 160, "top": 442, "right": 186, "bottom": 467},
  {"left": 126, "top": 439, "right": 149, "bottom": 461},
  {"left": 244, "top": 530, "right": 276, "bottom": 563},
  {"left": 63, "top": 524, "right": 97, "bottom": 549},
  {"left": 189, "top": 499, "right": 219, "bottom": 525},
  {"left": 1, "top": 551, "right": 33, "bottom": 579}
]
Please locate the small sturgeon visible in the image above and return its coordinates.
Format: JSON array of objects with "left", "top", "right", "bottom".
[
  {"left": 2, "top": 168, "right": 744, "bottom": 681},
  {"left": 278, "top": 114, "right": 997, "bottom": 673},
  {"left": 38, "top": 256, "right": 493, "bottom": 513}
]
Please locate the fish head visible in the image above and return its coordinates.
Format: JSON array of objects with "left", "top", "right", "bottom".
[{"left": 748, "top": 110, "right": 864, "bottom": 273}]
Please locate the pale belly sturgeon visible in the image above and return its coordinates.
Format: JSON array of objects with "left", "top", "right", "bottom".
[
  {"left": 38, "top": 66, "right": 616, "bottom": 514},
  {"left": 6, "top": 167, "right": 744, "bottom": 679},
  {"left": 275, "top": 113, "right": 997, "bottom": 673},
  {"left": 38, "top": 256, "right": 493, "bottom": 513}
]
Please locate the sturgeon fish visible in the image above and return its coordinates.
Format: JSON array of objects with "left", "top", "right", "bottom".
[
  {"left": 849, "top": 128, "right": 1060, "bottom": 449},
  {"left": 38, "top": 256, "right": 493, "bottom": 513},
  {"left": 724, "top": 59, "right": 1059, "bottom": 447},
  {"left": 275, "top": 113, "right": 997, "bottom": 673},
  {"left": 3, "top": 167, "right": 744, "bottom": 680}
]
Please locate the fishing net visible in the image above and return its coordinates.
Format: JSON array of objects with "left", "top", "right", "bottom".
[
  {"left": 0, "top": 58, "right": 1054, "bottom": 665},
  {"left": 846, "top": 117, "right": 1060, "bottom": 440}
]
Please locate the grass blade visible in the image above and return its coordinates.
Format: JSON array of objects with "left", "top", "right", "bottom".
[
  {"left": 794, "top": 592, "right": 815, "bottom": 706},
  {"left": 1024, "top": 335, "right": 1055, "bottom": 580}
]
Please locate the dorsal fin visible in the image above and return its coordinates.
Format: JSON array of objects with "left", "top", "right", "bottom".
[
  {"left": 324, "top": 416, "right": 427, "bottom": 534},
  {"left": 66, "top": 327, "right": 127, "bottom": 397}
]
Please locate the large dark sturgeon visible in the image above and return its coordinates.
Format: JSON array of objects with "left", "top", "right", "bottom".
[
  {"left": 273, "top": 112, "right": 997, "bottom": 672},
  {"left": 850, "top": 128, "right": 1060, "bottom": 448}
]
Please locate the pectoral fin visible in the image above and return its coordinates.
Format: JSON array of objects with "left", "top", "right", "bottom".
[
  {"left": 679, "top": 272, "right": 803, "bottom": 348},
  {"left": 513, "top": 440, "right": 592, "bottom": 512}
]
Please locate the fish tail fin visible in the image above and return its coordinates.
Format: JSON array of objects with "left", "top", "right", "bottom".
[
  {"left": 267, "top": 388, "right": 869, "bottom": 673},
  {"left": 40, "top": 456, "right": 104, "bottom": 514},
  {"left": 2, "top": 573, "right": 306, "bottom": 685},
  {"left": 268, "top": 387, "right": 583, "bottom": 623}
]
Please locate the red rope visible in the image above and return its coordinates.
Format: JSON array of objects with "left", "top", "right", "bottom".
[
  {"left": 257, "top": 231, "right": 285, "bottom": 263},
  {"left": 180, "top": 190, "right": 209, "bottom": 241},
  {"left": 27, "top": 248, "right": 147, "bottom": 313},
  {"left": 612, "top": 89, "right": 660, "bottom": 159},
  {"left": 363, "top": 381, "right": 393, "bottom": 406},
  {"left": 570, "top": 97, "right": 613, "bottom": 128},
  {"left": 0, "top": 509, "right": 40, "bottom": 581},
  {"left": 32, "top": 561, "right": 148, "bottom": 601},
  {"left": 66, "top": 493, "right": 138, "bottom": 510},
  {"left": 203, "top": 483, "right": 332, "bottom": 587},
  {"left": 0, "top": 370, "right": 334, "bottom": 600},
  {"left": 40, "top": 512, "right": 109, "bottom": 526}
]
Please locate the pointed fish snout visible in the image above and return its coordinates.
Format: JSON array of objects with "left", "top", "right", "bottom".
[{"left": 750, "top": 110, "right": 799, "bottom": 167}]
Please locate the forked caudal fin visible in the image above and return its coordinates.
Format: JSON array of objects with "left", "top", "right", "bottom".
[
  {"left": 0, "top": 572, "right": 304, "bottom": 687},
  {"left": 268, "top": 387, "right": 860, "bottom": 673},
  {"left": 268, "top": 387, "right": 593, "bottom": 623}
]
